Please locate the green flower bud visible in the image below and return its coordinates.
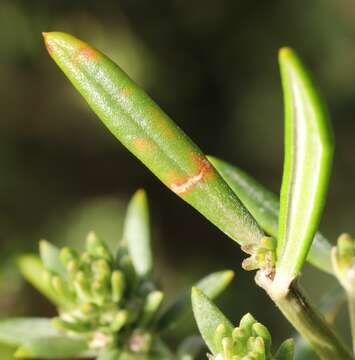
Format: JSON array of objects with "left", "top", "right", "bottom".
[
  {"left": 86, "top": 231, "right": 112, "bottom": 261},
  {"left": 111, "top": 270, "right": 125, "bottom": 303},
  {"left": 140, "top": 290, "right": 164, "bottom": 327}
]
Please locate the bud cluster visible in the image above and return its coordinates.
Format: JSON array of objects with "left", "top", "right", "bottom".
[
  {"left": 242, "top": 237, "right": 277, "bottom": 273},
  {"left": 207, "top": 314, "right": 293, "bottom": 360},
  {"left": 332, "top": 233, "right": 355, "bottom": 294},
  {"left": 41, "top": 232, "right": 163, "bottom": 354}
]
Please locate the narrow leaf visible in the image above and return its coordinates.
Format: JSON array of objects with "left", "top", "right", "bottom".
[
  {"left": 191, "top": 287, "right": 233, "bottom": 355},
  {"left": 15, "top": 337, "right": 90, "bottom": 359},
  {"left": 17, "top": 255, "right": 67, "bottom": 307},
  {"left": 208, "top": 155, "right": 333, "bottom": 274},
  {"left": 123, "top": 189, "right": 153, "bottom": 277},
  {"left": 275, "top": 48, "right": 334, "bottom": 290},
  {"left": 43, "top": 32, "right": 264, "bottom": 249},
  {"left": 157, "top": 270, "right": 234, "bottom": 331},
  {"left": 0, "top": 318, "right": 58, "bottom": 346},
  {"left": 275, "top": 338, "right": 295, "bottom": 360},
  {"left": 39, "top": 240, "right": 66, "bottom": 277}
]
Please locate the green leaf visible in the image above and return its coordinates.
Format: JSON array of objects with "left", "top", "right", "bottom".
[
  {"left": 191, "top": 287, "right": 233, "bottom": 355},
  {"left": 0, "top": 318, "right": 59, "bottom": 346},
  {"left": 275, "top": 48, "right": 334, "bottom": 291},
  {"left": 157, "top": 270, "right": 234, "bottom": 331},
  {"left": 275, "top": 338, "right": 295, "bottom": 360},
  {"left": 123, "top": 189, "right": 153, "bottom": 277},
  {"left": 0, "top": 318, "right": 91, "bottom": 359},
  {"left": 15, "top": 337, "right": 90, "bottom": 359},
  {"left": 208, "top": 155, "right": 333, "bottom": 275},
  {"left": 17, "top": 255, "right": 67, "bottom": 307},
  {"left": 39, "top": 240, "right": 66, "bottom": 277},
  {"left": 43, "top": 32, "right": 264, "bottom": 249}
]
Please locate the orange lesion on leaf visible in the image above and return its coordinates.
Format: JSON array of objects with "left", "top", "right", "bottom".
[
  {"left": 150, "top": 108, "right": 176, "bottom": 140},
  {"left": 120, "top": 87, "right": 133, "bottom": 98},
  {"left": 132, "top": 138, "right": 156, "bottom": 153},
  {"left": 169, "top": 154, "right": 215, "bottom": 195},
  {"left": 78, "top": 47, "right": 98, "bottom": 61}
]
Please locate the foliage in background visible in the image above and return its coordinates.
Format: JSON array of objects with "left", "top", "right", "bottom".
[{"left": 0, "top": 190, "right": 233, "bottom": 359}]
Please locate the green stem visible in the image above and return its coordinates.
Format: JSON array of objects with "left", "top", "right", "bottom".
[
  {"left": 348, "top": 293, "right": 355, "bottom": 354},
  {"left": 256, "top": 272, "right": 353, "bottom": 360}
]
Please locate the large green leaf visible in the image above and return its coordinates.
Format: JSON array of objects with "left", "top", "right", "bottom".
[
  {"left": 191, "top": 287, "right": 233, "bottom": 355},
  {"left": 43, "top": 32, "right": 264, "bottom": 250},
  {"left": 208, "top": 155, "right": 333, "bottom": 275},
  {"left": 123, "top": 189, "right": 153, "bottom": 277},
  {"left": 275, "top": 48, "right": 334, "bottom": 291},
  {"left": 157, "top": 270, "right": 234, "bottom": 331}
]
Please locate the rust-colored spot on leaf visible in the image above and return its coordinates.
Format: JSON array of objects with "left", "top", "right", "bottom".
[
  {"left": 150, "top": 108, "right": 176, "bottom": 140},
  {"left": 133, "top": 138, "right": 155, "bottom": 153},
  {"left": 120, "top": 87, "right": 133, "bottom": 98},
  {"left": 170, "top": 155, "right": 214, "bottom": 195},
  {"left": 79, "top": 47, "right": 98, "bottom": 61}
]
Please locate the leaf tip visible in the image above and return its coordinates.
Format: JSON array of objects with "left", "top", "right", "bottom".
[
  {"left": 278, "top": 47, "right": 294, "bottom": 59},
  {"left": 134, "top": 188, "right": 147, "bottom": 201},
  {"left": 14, "top": 348, "right": 29, "bottom": 358},
  {"left": 223, "top": 270, "right": 235, "bottom": 283}
]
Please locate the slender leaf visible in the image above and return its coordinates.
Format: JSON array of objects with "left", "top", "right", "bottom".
[
  {"left": 275, "top": 339, "right": 295, "bottom": 360},
  {"left": 43, "top": 32, "right": 264, "bottom": 249},
  {"left": 275, "top": 48, "right": 334, "bottom": 290},
  {"left": 39, "top": 240, "right": 66, "bottom": 277},
  {"left": 157, "top": 270, "right": 234, "bottom": 331},
  {"left": 0, "top": 318, "right": 58, "bottom": 346},
  {"left": 15, "top": 337, "right": 90, "bottom": 359},
  {"left": 17, "top": 255, "right": 67, "bottom": 307},
  {"left": 123, "top": 189, "right": 153, "bottom": 277},
  {"left": 208, "top": 155, "right": 333, "bottom": 274},
  {"left": 191, "top": 287, "right": 233, "bottom": 355}
]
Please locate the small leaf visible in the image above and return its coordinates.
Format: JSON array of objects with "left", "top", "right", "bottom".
[
  {"left": 208, "top": 155, "right": 333, "bottom": 275},
  {"left": 43, "top": 31, "right": 264, "bottom": 249},
  {"left": 15, "top": 336, "right": 90, "bottom": 359},
  {"left": 275, "top": 338, "right": 295, "bottom": 360},
  {"left": 39, "top": 240, "right": 66, "bottom": 277},
  {"left": 123, "top": 189, "right": 153, "bottom": 277},
  {"left": 0, "top": 318, "right": 58, "bottom": 346},
  {"left": 17, "top": 255, "right": 67, "bottom": 307},
  {"left": 275, "top": 48, "right": 334, "bottom": 291},
  {"left": 191, "top": 287, "right": 233, "bottom": 355},
  {"left": 156, "top": 270, "right": 234, "bottom": 331}
]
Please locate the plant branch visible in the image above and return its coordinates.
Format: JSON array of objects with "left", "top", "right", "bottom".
[{"left": 256, "top": 271, "right": 353, "bottom": 360}]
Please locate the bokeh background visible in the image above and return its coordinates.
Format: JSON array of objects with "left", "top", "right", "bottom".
[{"left": 1, "top": 0, "right": 355, "bottom": 359}]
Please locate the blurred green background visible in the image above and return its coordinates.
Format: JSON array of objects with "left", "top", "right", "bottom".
[{"left": 1, "top": 0, "right": 355, "bottom": 358}]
